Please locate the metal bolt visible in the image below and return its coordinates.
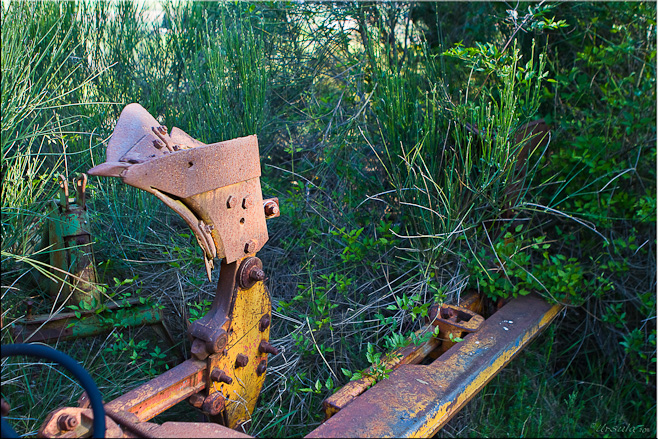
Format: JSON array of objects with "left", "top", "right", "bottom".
[
  {"left": 191, "top": 338, "right": 210, "bottom": 361},
  {"left": 250, "top": 268, "right": 265, "bottom": 282},
  {"left": 153, "top": 125, "right": 168, "bottom": 136},
  {"left": 227, "top": 196, "right": 237, "bottom": 209},
  {"left": 205, "top": 329, "right": 228, "bottom": 354},
  {"left": 244, "top": 239, "right": 257, "bottom": 254},
  {"left": 259, "top": 340, "right": 279, "bottom": 356},
  {"left": 256, "top": 360, "right": 267, "bottom": 376},
  {"left": 57, "top": 414, "right": 78, "bottom": 432},
  {"left": 152, "top": 139, "right": 165, "bottom": 149},
  {"left": 264, "top": 200, "right": 279, "bottom": 216},
  {"left": 235, "top": 354, "right": 249, "bottom": 368},
  {"left": 189, "top": 393, "right": 205, "bottom": 409},
  {"left": 242, "top": 195, "right": 253, "bottom": 209},
  {"left": 210, "top": 369, "right": 233, "bottom": 384},
  {"left": 202, "top": 393, "right": 226, "bottom": 416},
  {"left": 259, "top": 314, "right": 271, "bottom": 332}
]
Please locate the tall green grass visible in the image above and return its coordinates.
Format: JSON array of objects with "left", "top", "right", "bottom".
[{"left": 1, "top": 2, "right": 654, "bottom": 438}]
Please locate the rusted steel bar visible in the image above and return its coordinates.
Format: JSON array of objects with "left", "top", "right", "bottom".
[
  {"left": 11, "top": 298, "right": 163, "bottom": 343},
  {"left": 104, "top": 359, "right": 207, "bottom": 422},
  {"left": 306, "top": 293, "right": 562, "bottom": 438}
]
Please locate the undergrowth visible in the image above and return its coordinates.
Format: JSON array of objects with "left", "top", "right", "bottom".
[{"left": 1, "top": 1, "right": 655, "bottom": 438}]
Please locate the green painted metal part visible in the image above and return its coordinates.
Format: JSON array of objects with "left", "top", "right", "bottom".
[
  {"left": 46, "top": 174, "right": 101, "bottom": 309},
  {"left": 11, "top": 298, "right": 165, "bottom": 343}
]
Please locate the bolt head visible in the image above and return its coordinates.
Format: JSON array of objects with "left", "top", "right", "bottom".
[
  {"left": 256, "top": 360, "right": 267, "bottom": 376},
  {"left": 235, "top": 354, "right": 249, "bottom": 368},
  {"left": 153, "top": 139, "right": 165, "bottom": 149},
  {"left": 264, "top": 201, "right": 279, "bottom": 216},
  {"left": 57, "top": 414, "right": 78, "bottom": 432},
  {"left": 242, "top": 195, "right": 254, "bottom": 209},
  {"left": 191, "top": 338, "right": 209, "bottom": 360},
  {"left": 259, "top": 314, "right": 271, "bottom": 332},
  {"left": 202, "top": 393, "right": 226, "bottom": 416},
  {"left": 244, "top": 239, "right": 257, "bottom": 254},
  {"left": 227, "top": 196, "right": 237, "bottom": 209}
]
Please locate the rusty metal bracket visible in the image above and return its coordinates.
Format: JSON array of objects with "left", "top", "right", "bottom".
[
  {"left": 88, "top": 103, "right": 271, "bottom": 280},
  {"left": 427, "top": 303, "right": 485, "bottom": 355}
]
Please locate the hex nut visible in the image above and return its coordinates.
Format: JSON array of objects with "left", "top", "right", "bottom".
[
  {"left": 57, "top": 414, "right": 78, "bottom": 432},
  {"left": 242, "top": 195, "right": 253, "bottom": 209},
  {"left": 250, "top": 268, "right": 265, "bottom": 282},
  {"left": 259, "top": 340, "right": 279, "bottom": 355},
  {"left": 227, "top": 196, "right": 237, "bottom": 209},
  {"left": 264, "top": 200, "right": 279, "bottom": 216},
  {"left": 210, "top": 369, "right": 233, "bottom": 384},
  {"left": 191, "top": 338, "right": 210, "bottom": 361}
]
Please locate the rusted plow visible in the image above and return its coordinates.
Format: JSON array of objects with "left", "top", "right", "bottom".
[{"left": 1, "top": 104, "right": 561, "bottom": 438}]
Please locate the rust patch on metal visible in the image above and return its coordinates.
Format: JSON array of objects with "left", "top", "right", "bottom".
[
  {"left": 104, "top": 359, "right": 207, "bottom": 422},
  {"left": 38, "top": 407, "right": 123, "bottom": 438},
  {"left": 88, "top": 103, "right": 269, "bottom": 278},
  {"left": 308, "top": 294, "right": 562, "bottom": 438}
]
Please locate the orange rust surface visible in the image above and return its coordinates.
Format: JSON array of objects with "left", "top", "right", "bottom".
[
  {"left": 38, "top": 407, "right": 122, "bottom": 438},
  {"left": 307, "top": 294, "right": 562, "bottom": 438},
  {"left": 88, "top": 103, "right": 269, "bottom": 276},
  {"left": 322, "top": 326, "right": 440, "bottom": 418},
  {"left": 104, "top": 359, "right": 207, "bottom": 422}
]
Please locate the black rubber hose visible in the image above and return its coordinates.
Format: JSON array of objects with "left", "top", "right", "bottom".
[{"left": 1, "top": 343, "right": 106, "bottom": 438}]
